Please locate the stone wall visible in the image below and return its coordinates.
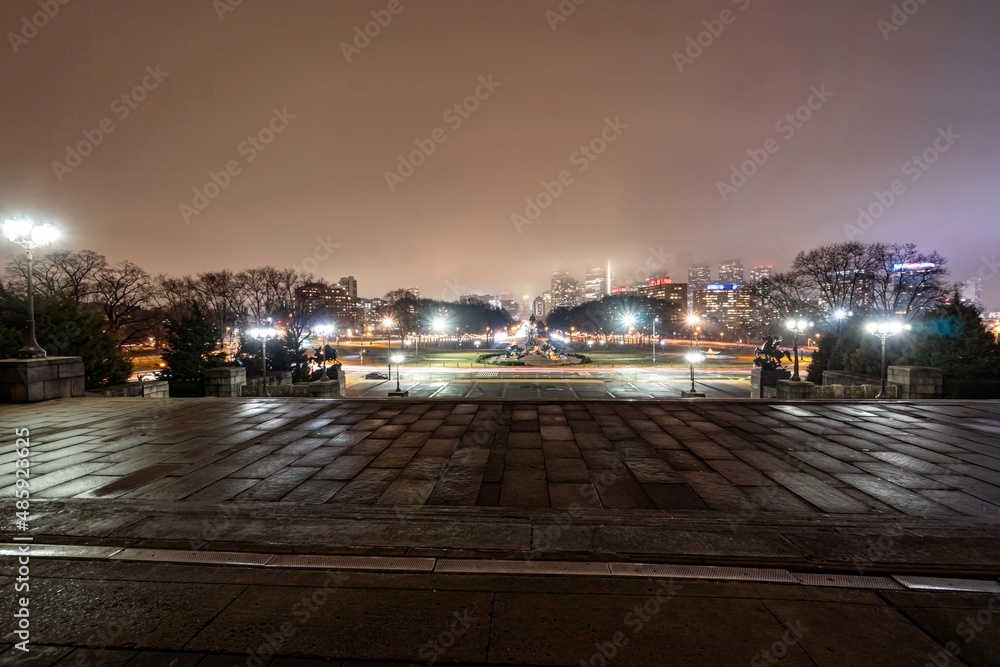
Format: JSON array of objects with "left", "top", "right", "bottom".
[
  {"left": 87, "top": 380, "right": 169, "bottom": 398},
  {"left": 822, "top": 370, "right": 880, "bottom": 387},
  {"left": 0, "top": 356, "right": 86, "bottom": 403},
  {"left": 245, "top": 371, "right": 293, "bottom": 387}
]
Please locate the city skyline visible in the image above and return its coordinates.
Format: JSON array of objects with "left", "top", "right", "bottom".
[{"left": 2, "top": 1, "right": 998, "bottom": 305}]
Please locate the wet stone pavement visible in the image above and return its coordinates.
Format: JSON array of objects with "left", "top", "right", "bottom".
[{"left": 2, "top": 398, "right": 999, "bottom": 518}]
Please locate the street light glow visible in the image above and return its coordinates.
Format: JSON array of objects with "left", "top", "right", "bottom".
[
  {"left": 249, "top": 327, "right": 278, "bottom": 339},
  {"left": 391, "top": 354, "right": 404, "bottom": 364},
  {"left": 684, "top": 351, "right": 705, "bottom": 364},
  {"left": 686, "top": 313, "right": 700, "bottom": 326},
  {"left": 867, "top": 321, "right": 907, "bottom": 336}
]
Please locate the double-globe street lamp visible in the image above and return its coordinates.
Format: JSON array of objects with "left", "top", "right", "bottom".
[
  {"left": 866, "top": 320, "right": 909, "bottom": 399},
  {"left": 2, "top": 217, "right": 60, "bottom": 358},
  {"left": 785, "top": 318, "right": 813, "bottom": 382},
  {"left": 249, "top": 326, "right": 278, "bottom": 396}
]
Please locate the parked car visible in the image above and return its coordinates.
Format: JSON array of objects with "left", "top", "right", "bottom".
[{"left": 364, "top": 372, "right": 389, "bottom": 380}]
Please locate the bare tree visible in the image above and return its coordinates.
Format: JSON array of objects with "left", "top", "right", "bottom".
[
  {"left": 5, "top": 250, "right": 107, "bottom": 301},
  {"left": 790, "top": 242, "right": 876, "bottom": 315},
  {"left": 94, "top": 260, "right": 155, "bottom": 342},
  {"left": 867, "top": 243, "right": 949, "bottom": 317},
  {"left": 195, "top": 271, "right": 243, "bottom": 345}
]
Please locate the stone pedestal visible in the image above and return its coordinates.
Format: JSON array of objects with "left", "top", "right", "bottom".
[
  {"left": 680, "top": 390, "right": 705, "bottom": 398},
  {"left": 388, "top": 389, "right": 410, "bottom": 397},
  {"left": 751, "top": 367, "right": 792, "bottom": 398},
  {"left": 888, "top": 366, "right": 943, "bottom": 399},
  {"left": 0, "top": 356, "right": 85, "bottom": 403},
  {"left": 776, "top": 379, "right": 815, "bottom": 400},
  {"left": 205, "top": 367, "right": 246, "bottom": 397}
]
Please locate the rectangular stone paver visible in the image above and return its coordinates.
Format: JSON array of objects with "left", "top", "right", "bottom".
[{"left": 5, "top": 398, "right": 1000, "bottom": 521}]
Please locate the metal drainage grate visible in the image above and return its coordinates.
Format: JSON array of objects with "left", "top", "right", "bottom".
[
  {"left": 893, "top": 576, "right": 1000, "bottom": 594},
  {"left": 608, "top": 562, "right": 797, "bottom": 584},
  {"left": 110, "top": 548, "right": 273, "bottom": 567},
  {"left": 268, "top": 554, "right": 435, "bottom": 572},
  {"left": 0, "top": 544, "right": 123, "bottom": 560},
  {"left": 436, "top": 559, "right": 611, "bottom": 576},
  {"left": 794, "top": 573, "right": 904, "bottom": 590}
]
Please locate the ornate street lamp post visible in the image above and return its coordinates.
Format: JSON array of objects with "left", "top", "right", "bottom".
[
  {"left": 391, "top": 353, "right": 404, "bottom": 392},
  {"left": 685, "top": 350, "right": 705, "bottom": 393},
  {"left": 2, "top": 217, "right": 60, "bottom": 358},
  {"left": 785, "top": 318, "right": 813, "bottom": 381},
  {"left": 249, "top": 326, "right": 278, "bottom": 396},
  {"left": 652, "top": 316, "right": 660, "bottom": 365},
  {"left": 383, "top": 317, "right": 395, "bottom": 378},
  {"left": 866, "top": 320, "right": 908, "bottom": 399}
]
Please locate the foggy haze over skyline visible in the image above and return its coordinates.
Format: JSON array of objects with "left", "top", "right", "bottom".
[{"left": 2, "top": 0, "right": 999, "bottom": 306}]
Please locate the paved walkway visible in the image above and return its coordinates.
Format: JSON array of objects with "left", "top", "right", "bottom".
[
  {"left": 4, "top": 398, "right": 1000, "bottom": 518},
  {"left": 2, "top": 397, "right": 1000, "bottom": 665}
]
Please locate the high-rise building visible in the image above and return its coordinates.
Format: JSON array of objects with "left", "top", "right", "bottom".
[
  {"left": 584, "top": 266, "right": 608, "bottom": 303},
  {"left": 959, "top": 278, "right": 983, "bottom": 310},
  {"left": 338, "top": 276, "right": 358, "bottom": 299},
  {"left": 403, "top": 287, "right": 420, "bottom": 299},
  {"left": 542, "top": 291, "right": 553, "bottom": 314},
  {"left": 551, "top": 270, "right": 581, "bottom": 309},
  {"left": 719, "top": 259, "right": 745, "bottom": 285},
  {"left": 749, "top": 266, "right": 773, "bottom": 285},
  {"left": 693, "top": 283, "right": 755, "bottom": 333},
  {"left": 532, "top": 296, "right": 545, "bottom": 318},
  {"left": 296, "top": 283, "right": 353, "bottom": 323},
  {"left": 635, "top": 278, "right": 688, "bottom": 329},
  {"left": 688, "top": 264, "right": 712, "bottom": 291}
]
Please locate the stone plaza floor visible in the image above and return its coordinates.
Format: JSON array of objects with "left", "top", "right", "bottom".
[{"left": 1, "top": 397, "right": 999, "bottom": 665}]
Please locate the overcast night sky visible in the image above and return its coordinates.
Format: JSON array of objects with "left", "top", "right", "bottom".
[{"left": 1, "top": 0, "right": 998, "bottom": 306}]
